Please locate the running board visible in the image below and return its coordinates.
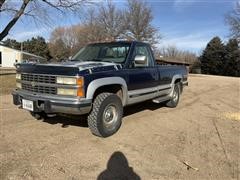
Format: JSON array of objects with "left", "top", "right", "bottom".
[{"left": 152, "top": 95, "right": 171, "bottom": 104}]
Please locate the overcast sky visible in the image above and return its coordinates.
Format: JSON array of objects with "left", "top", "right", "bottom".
[{"left": 0, "top": 0, "right": 237, "bottom": 54}]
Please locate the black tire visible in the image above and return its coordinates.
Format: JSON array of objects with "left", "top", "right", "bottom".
[
  {"left": 166, "top": 83, "right": 181, "bottom": 108},
  {"left": 87, "top": 93, "right": 123, "bottom": 137}
]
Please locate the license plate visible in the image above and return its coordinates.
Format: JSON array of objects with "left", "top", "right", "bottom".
[{"left": 22, "top": 99, "right": 34, "bottom": 111}]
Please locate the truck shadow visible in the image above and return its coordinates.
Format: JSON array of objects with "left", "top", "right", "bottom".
[
  {"left": 124, "top": 100, "right": 165, "bottom": 117},
  {"left": 42, "top": 115, "right": 89, "bottom": 128},
  {"left": 42, "top": 101, "right": 165, "bottom": 128}
]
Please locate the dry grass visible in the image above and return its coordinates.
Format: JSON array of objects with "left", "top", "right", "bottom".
[
  {"left": 0, "top": 74, "right": 16, "bottom": 95},
  {"left": 223, "top": 112, "right": 240, "bottom": 121}
]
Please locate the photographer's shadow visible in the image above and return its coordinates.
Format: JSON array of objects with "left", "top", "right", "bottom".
[{"left": 97, "top": 151, "right": 141, "bottom": 180}]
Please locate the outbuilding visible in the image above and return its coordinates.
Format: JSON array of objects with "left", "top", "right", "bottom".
[{"left": 0, "top": 44, "right": 45, "bottom": 68}]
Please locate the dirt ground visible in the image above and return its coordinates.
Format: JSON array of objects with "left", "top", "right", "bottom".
[
  {"left": 0, "top": 74, "right": 15, "bottom": 95},
  {"left": 0, "top": 74, "right": 239, "bottom": 180}
]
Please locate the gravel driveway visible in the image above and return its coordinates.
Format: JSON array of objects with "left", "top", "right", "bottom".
[{"left": 0, "top": 74, "right": 239, "bottom": 180}]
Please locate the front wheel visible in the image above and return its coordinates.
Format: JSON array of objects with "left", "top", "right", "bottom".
[
  {"left": 87, "top": 93, "right": 123, "bottom": 137},
  {"left": 166, "top": 83, "right": 181, "bottom": 108}
]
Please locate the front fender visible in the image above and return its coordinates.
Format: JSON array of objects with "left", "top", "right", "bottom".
[{"left": 86, "top": 77, "right": 128, "bottom": 106}]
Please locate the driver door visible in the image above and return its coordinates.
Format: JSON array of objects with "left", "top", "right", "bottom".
[{"left": 127, "top": 44, "right": 159, "bottom": 92}]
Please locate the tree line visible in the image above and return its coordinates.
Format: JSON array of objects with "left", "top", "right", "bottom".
[
  {"left": 156, "top": 45, "right": 198, "bottom": 65},
  {"left": 1, "top": 0, "right": 160, "bottom": 61},
  {"left": 225, "top": 2, "right": 240, "bottom": 42},
  {"left": 1, "top": 0, "right": 239, "bottom": 77},
  {"left": 3, "top": 37, "right": 51, "bottom": 59},
  {"left": 200, "top": 37, "right": 239, "bottom": 77},
  {"left": 48, "top": 0, "right": 159, "bottom": 60},
  {"left": 0, "top": 0, "right": 93, "bottom": 41},
  {"left": 199, "top": 2, "right": 240, "bottom": 77}
]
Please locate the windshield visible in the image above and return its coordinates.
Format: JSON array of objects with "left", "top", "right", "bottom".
[{"left": 72, "top": 43, "right": 130, "bottom": 63}]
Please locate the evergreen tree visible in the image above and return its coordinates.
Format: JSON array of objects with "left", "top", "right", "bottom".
[
  {"left": 23, "top": 36, "right": 51, "bottom": 60},
  {"left": 224, "top": 39, "right": 240, "bottom": 77},
  {"left": 200, "top": 37, "right": 226, "bottom": 75},
  {"left": 3, "top": 38, "right": 21, "bottom": 50},
  {"left": 2, "top": 37, "right": 51, "bottom": 60}
]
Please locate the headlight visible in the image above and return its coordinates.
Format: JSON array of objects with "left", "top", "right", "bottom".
[
  {"left": 56, "top": 77, "right": 77, "bottom": 85},
  {"left": 56, "top": 76, "right": 84, "bottom": 86},
  {"left": 16, "top": 82, "right": 22, "bottom": 89},
  {"left": 57, "top": 88, "right": 84, "bottom": 97},
  {"left": 16, "top": 73, "right": 21, "bottom": 80},
  {"left": 56, "top": 76, "right": 84, "bottom": 97},
  {"left": 57, "top": 88, "right": 78, "bottom": 96}
]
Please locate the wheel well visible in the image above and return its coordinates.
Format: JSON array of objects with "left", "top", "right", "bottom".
[
  {"left": 174, "top": 78, "right": 182, "bottom": 84},
  {"left": 174, "top": 78, "right": 183, "bottom": 93},
  {"left": 93, "top": 84, "right": 123, "bottom": 100}
]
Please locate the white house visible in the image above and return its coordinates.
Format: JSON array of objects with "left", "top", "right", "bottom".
[{"left": 0, "top": 44, "right": 45, "bottom": 68}]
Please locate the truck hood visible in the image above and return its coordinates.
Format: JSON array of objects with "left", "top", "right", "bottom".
[
  {"left": 16, "top": 61, "right": 122, "bottom": 76},
  {"left": 39, "top": 61, "right": 119, "bottom": 71}
]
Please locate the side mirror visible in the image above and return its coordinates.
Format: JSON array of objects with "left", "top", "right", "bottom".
[{"left": 134, "top": 55, "right": 147, "bottom": 64}]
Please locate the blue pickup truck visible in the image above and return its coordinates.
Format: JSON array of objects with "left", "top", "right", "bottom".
[{"left": 12, "top": 41, "right": 188, "bottom": 137}]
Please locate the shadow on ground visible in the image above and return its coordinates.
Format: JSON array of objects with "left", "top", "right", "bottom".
[
  {"left": 41, "top": 101, "right": 165, "bottom": 128},
  {"left": 42, "top": 115, "right": 89, "bottom": 128},
  {"left": 97, "top": 151, "right": 141, "bottom": 180},
  {"left": 123, "top": 100, "right": 165, "bottom": 117}
]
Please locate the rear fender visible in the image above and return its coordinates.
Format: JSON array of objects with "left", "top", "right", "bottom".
[{"left": 169, "top": 74, "right": 183, "bottom": 97}]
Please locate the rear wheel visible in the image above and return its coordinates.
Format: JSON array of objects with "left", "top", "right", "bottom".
[
  {"left": 87, "top": 93, "right": 123, "bottom": 137},
  {"left": 166, "top": 83, "right": 181, "bottom": 108}
]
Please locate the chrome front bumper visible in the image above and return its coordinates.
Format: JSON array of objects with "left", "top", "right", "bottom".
[{"left": 12, "top": 89, "right": 92, "bottom": 115}]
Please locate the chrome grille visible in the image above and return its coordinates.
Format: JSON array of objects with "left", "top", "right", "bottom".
[
  {"left": 22, "top": 83, "right": 57, "bottom": 94},
  {"left": 21, "top": 74, "right": 56, "bottom": 84}
]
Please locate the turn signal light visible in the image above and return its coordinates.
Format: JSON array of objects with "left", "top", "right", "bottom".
[
  {"left": 77, "top": 88, "right": 85, "bottom": 97},
  {"left": 77, "top": 77, "right": 84, "bottom": 87}
]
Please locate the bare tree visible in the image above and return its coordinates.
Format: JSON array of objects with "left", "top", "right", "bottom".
[
  {"left": 98, "top": 0, "right": 124, "bottom": 41},
  {"left": 0, "top": 0, "right": 91, "bottom": 41},
  {"left": 49, "top": 11, "right": 107, "bottom": 61},
  {"left": 0, "top": 0, "right": 6, "bottom": 10},
  {"left": 124, "top": 0, "right": 160, "bottom": 46},
  {"left": 48, "top": 25, "right": 86, "bottom": 60},
  {"left": 157, "top": 45, "right": 198, "bottom": 64},
  {"left": 166, "top": 45, "right": 179, "bottom": 57},
  {"left": 48, "top": 27, "right": 71, "bottom": 60},
  {"left": 0, "top": 0, "right": 30, "bottom": 40},
  {"left": 82, "top": 8, "right": 106, "bottom": 43},
  {"left": 225, "top": 2, "right": 240, "bottom": 41},
  {"left": 48, "top": 0, "right": 162, "bottom": 60}
]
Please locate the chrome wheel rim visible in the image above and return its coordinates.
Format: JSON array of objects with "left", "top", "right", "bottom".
[
  {"left": 173, "top": 87, "right": 179, "bottom": 102},
  {"left": 103, "top": 104, "right": 118, "bottom": 130}
]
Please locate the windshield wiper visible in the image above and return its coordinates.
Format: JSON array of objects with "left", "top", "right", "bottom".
[
  {"left": 70, "top": 58, "right": 84, "bottom": 61},
  {"left": 101, "top": 60, "right": 116, "bottom": 63},
  {"left": 90, "top": 58, "right": 117, "bottom": 63},
  {"left": 75, "top": 58, "right": 117, "bottom": 63},
  {"left": 89, "top": 58, "right": 103, "bottom": 62}
]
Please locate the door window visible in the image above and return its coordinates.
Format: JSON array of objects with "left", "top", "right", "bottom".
[{"left": 134, "top": 45, "right": 153, "bottom": 67}]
